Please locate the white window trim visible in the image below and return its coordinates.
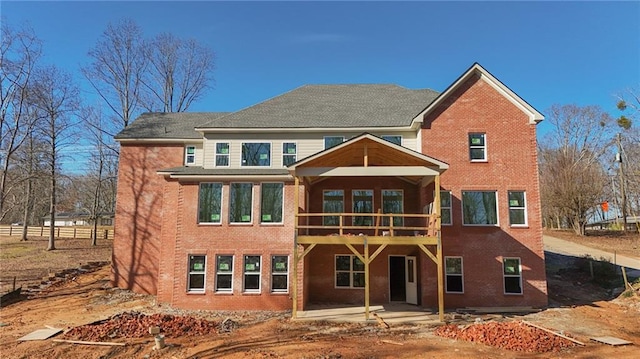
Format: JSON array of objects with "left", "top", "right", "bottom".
[
  {"left": 271, "top": 255, "right": 289, "bottom": 293},
  {"left": 215, "top": 142, "right": 230, "bottom": 168},
  {"left": 260, "top": 182, "right": 284, "bottom": 225},
  {"left": 185, "top": 145, "right": 196, "bottom": 165},
  {"left": 241, "top": 141, "right": 272, "bottom": 167},
  {"left": 334, "top": 254, "right": 365, "bottom": 289},
  {"left": 323, "top": 189, "right": 344, "bottom": 226},
  {"left": 469, "top": 133, "right": 487, "bottom": 162},
  {"left": 503, "top": 257, "right": 523, "bottom": 295},
  {"left": 352, "top": 189, "right": 374, "bottom": 227},
  {"left": 215, "top": 255, "right": 234, "bottom": 293},
  {"left": 382, "top": 189, "right": 404, "bottom": 227},
  {"left": 198, "top": 182, "right": 223, "bottom": 225},
  {"left": 282, "top": 142, "right": 297, "bottom": 167},
  {"left": 381, "top": 135, "right": 403, "bottom": 146},
  {"left": 461, "top": 190, "right": 499, "bottom": 227},
  {"left": 323, "top": 136, "right": 345, "bottom": 149},
  {"left": 243, "top": 255, "right": 262, "bottom": 293},
  {"left": 229, "top": 182, "right": 254, "bottom": 225},
  {"left": 508, "top": 191, "right": 528, "bottom": 227},
  {"left": 445, "top": 256, "right": 464, "bottom": 294},
  {"left": 187, "top": 254, "right": 206, "bottom": 293},
  {"left": 440, "top": 190, "right": 452, "bottom": 226}
]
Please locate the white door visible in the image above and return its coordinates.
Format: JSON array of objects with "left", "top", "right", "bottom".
[{"left": 405, "top": 256, "right": 418, "bottom": 305}]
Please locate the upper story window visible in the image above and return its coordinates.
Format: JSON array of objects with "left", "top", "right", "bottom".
[
  {"left": 462, "top": 190, "right": 498, "bottom": 226},
  {"left": 381, "top": 135, "right": 402, "bottom": 146},
  {"left": 382, "top": 190, "right": 403, "bottom": 226},
  {"left": 215, "top": 143, "right": 229, "bottom": 167},
  {"left": 323, "top": 190, "right": 344, "bottom": 226},
  {"left": 508, "top": 191, "right": 527, "bottom": 226},
  {"left": 469, "top": 133, "right": 487, "bottom": 161},
  {"left": 261, "top": 183, "right": 283, "bottom": 224},
  {"left": 324, "top": 136, "right": 344, "bottom": 149},
  {"left": 229, "top": 183, "right": 253, "bottom": 223},
  {"left": 242, "top": 142, "right": 271, "bottom": 166},
  {"left": 185, "top": 145, "right": 196, "bottom": 165},
  {"left": 352, "top": 190, "right": 374, "bottom": 226},
  {"left": 198, "top": 183, "right": 222, "bottom": 224},
  {"left": 440, "top": 191, "right": 452, "bottom": 225},
  {"left": 283, "top": 142, "right": 297, "bottom": 166}
]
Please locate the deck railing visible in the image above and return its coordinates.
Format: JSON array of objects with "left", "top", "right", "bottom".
[{"left": 295, "top": 212, "right": 439, "bottom": 237}]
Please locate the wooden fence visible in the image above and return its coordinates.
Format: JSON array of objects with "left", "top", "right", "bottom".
[{"left": 0, "top": 225, "right": 114, "bottom": 240}]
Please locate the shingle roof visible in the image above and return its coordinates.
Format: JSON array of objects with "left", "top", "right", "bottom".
[
  {"left": 115, "top": 112, "right": 230, "bottom": 140},
  {"left": 198, "top": 85, "right": 440, "bottom": 129},
  {"left": 158, "top": 166, "right": 290, "bottom": 176}
]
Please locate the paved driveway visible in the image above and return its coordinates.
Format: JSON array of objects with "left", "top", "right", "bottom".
[{"left": 543, "top": 235, "right": 640, "bottom": 272}]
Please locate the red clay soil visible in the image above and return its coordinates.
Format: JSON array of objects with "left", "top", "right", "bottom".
[{"left": 435, "top": 321, "right": 577, "bottom": 353}]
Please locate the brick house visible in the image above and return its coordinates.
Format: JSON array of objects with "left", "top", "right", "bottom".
[{"left": 113, "top": 63, "right": 548, "bottom": 320}]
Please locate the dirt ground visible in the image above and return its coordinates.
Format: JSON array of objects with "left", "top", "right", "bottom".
[{"left": 0, "top": 235, "right": 639, "bottom": 358}]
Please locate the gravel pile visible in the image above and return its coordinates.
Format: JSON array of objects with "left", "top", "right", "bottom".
[
  {"left": 64, "top": 311, "right": 218, "bottom": 341},
  {"left": 435, "top": 321, "right": 577, "bottom": 353}
]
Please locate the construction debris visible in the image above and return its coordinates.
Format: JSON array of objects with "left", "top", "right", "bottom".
[
  {"left": 52, "top": 339, "right": 126, "bottom": 346},
  {"left": 18, "top": 327, "right": 62, "bottom": 341},
  {"left": 372, "top": 312, "right": 390, "bottom": 329},
  {"left": 435, "top": 320, "right": 578, "bottom": 353},
  {"left": 63, "top": 312, "right": 218, "bottom": 341},
  {"left": 219, "top": 318, "right": 238, "bottom": 333},
  {"left": 591, "top": 336, "right": 633, "bottom": 346}
]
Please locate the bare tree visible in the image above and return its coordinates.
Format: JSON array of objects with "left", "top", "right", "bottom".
[
  {"left": 82, "top": 18, "right": 146, "bottom": 130},
  {"left": 142, "top": 33, "right": 215, "bottom": 112},
  {"left": 0, "top": 21, "right": 42, "bottom": 221},
  {"left": 30, "top": 65, "right": 79, "bottom": 250},
  {"left": 539, "top": 104, "right": 616, "bottom": 235}
]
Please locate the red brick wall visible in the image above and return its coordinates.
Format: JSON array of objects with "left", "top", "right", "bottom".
[
  {"left": 112, "top": 144, "right": 184, "bottom": 294},
  {"left": 421, "top": 73, "right": 547, "bottom": 308}
]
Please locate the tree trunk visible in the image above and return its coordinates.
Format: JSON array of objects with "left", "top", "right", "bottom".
[{"left": 20, "top": 177, "right": 32, "bottom": 241}]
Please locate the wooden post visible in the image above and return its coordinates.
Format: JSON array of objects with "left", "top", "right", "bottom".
[
  {"left": 364, "top": 143, "right": 368, "bottom": 167},
  {"left": 292, "top": 176, "right": 300, "bottom": 319},
  {"left": 364, "top": 236, "right": 370, "bottom": 320},
  {"left": 435, "top": 174, "right": 444, "bottom": 322}
]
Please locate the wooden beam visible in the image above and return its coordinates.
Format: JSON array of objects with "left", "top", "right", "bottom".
[
  {"left": 295, "top": 166, "right": 441, "bottom": 177},
  {"left": 418, "top": 243, "right": 437, "bottom": 264},
  {"left": 368, "top": 244, "right": 387, "bottom": 263},
  {"left": 364, "top": 238, "right": 370, "bottom": 320},
  {"left": 344, "top": 243, "right": 365, "bottom": 264},
  {"left": 435, "top": 174, "right": 444, "bottom": 322},
  {"left": 364, "top": 143, "right": 368, "bottom": 167},
  {"left": 298, "top": 243, "right": 317, "bottom": 262},
  {"left": 296, "top": 235, "right": 438, "bottom": 246},
  {"left": 292, "top": 176, "right": 300, "bottom": 319}
]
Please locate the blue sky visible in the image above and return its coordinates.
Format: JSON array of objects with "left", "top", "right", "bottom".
[{"left": 3, "top": 1, "right": 639, "bottom": 172}]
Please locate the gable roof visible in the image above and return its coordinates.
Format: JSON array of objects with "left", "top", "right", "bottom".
[
  {"left": 412, "top": 63, "right": 544, "bottom": 125},
  {"left": 115, "top": 112, "right": 230, "bottom": 140},
  {"left": 196, "top": 85, "right": 439, "bottom": 130}
]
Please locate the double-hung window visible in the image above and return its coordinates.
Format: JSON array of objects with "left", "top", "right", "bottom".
[
  {"left": 198, "top": 183, "right": 222, "bottom": 224},
  {"left": 503, "top": 257, "right": 523, "bottom": 294},
  {"left": 382, "top": 190, "right": 403, "bottom": 226},
  {"left": 243, "top": 255, "right": 261, "bottom": 292},
  {"left": 283, "top": 142, "right": 297, "bottom": 166},
  {"left": 229, "top": 183, "right": 253, "bottom": 223},
  {"left": 324, "top": 136, "right": 344, "bottom": 149},
  {"left": 187, "top": 255, "right": 206, "bottom": 292},
  {"left": 261, "top": 183, "right": 283, "bottom": 223},
  {"left": 335, "top": 255, "right": 365, "bottom": 288},
  {"left": 242, "top": 142, "right": 270, "bottom": 166},
  {"left": 271, "top": 255, "right": 289, "bottom": 293},
  {"left": 215, "top": 255, "right": 233, "bottom": 292},
  {"left": 469, "top": 133, "right": 487, "bottom": 161},
  {"left": 323, "top": 190, "right": 344, "bottom": 226},
  {"left": 508, "top": 191, "right": 527, "bottom": 226},
  {"left": 352, "top": 190, "right": 373, "bottom": 226},
  {"left": 440, "top": 191, "right": 452, "bottom": 225},
  {"left": 462, "top": 191, "right": 498, "bottom": 225},
  {"left": 185, "top": 145, "right": 196, "bottom": 165},
  {"left": 381, "top": 135, "right": 402, "bottom": 146},
  {"left": 445, "top": 257, "right": 463, "bottom": 293},
  {"left": 215, "top": 143, "right": 229, "bottom": 167}
]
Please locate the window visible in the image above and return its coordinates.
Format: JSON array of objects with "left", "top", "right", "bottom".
[
  {"left": 469, "top": 133, "right": 486, "bottom": 161},
  {"left": 503, "top": 257, "right": 523, "bottom": 294},
  {"left": 215, "top": 255, "right": 233, "bottom": 292},
  {"left": 243, "top": 255, "right": 261, "bottom": 292},
  {"left": 445, "top": 257, "right": 463, "bottom": 293},
  {"left": 242, "top": 142, "right": 270, "bottom": 166},
  {"left": 381, "top": 135, "right": 402, "bottom": 146},
  {"left": 230, "top": 183, "right": 253, "bottom": 223},
  {"left": 352, "top": 190, "right": 374, "bottom": 226},
  {"left": 323, "top": 190, "right": 344, "bottom": 226},
  {"left": 462, "top": 191, "right": 498, "bottom": 225},
  {"left": 324, "top": 136, "right": 344, "bottom": 149},
  {"left": 185, "top": 145, "right": 196, "bottom": 165},
  {"left": 188, "top": 255, "right": 206, "bottom": 292},
  {"left": 508, "top": 191, "right": 527, "bottom": 226},
  {"left": 271, "top": 255, "right": 289, "bottom": 293},
  {"left": 335, "top": 255, "right": 365, "bottom": 288},
  {"left": 440, "top": 191, "right": 452, "bottom": 225},
  {"left": 215, "top": 143, "right": 229, "bottom": 167},
  {"left": 199, "top": 183, "right": 222, "bottom": 224},
  {"left": 283, "top": 142, "right": 297, "bottom": 166},
  {"left": 382, "top": 190, "right": 403, "bottom": 226},
  {"left": 261, "top": 183, "right": 283, "bottom": 223}
]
